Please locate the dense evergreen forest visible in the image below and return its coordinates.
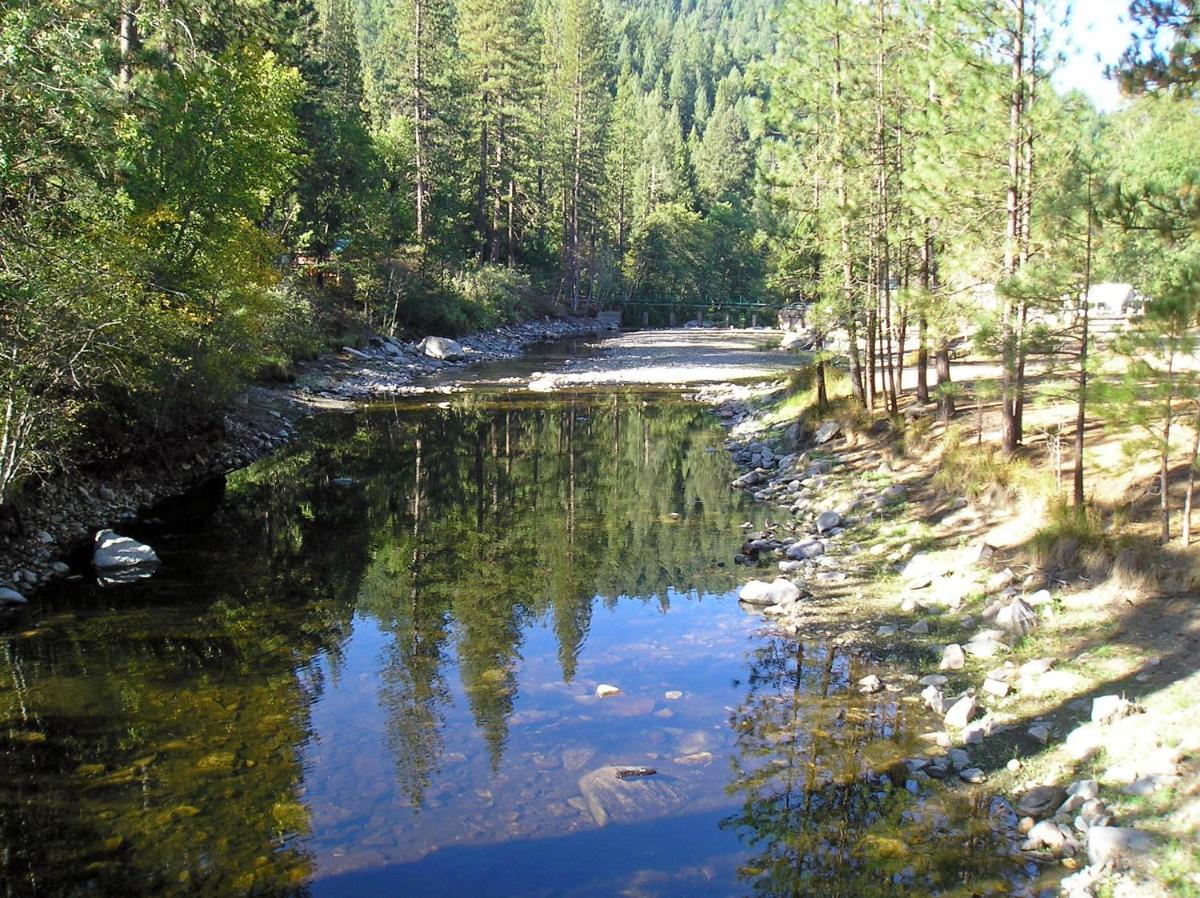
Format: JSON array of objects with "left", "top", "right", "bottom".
[{"left": 1, "top": 0, "right": 1198, "bottom": 526}]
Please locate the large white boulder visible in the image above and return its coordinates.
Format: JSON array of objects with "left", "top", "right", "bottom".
[
  {"left": 739, "top": 578, "right": 802, "bottom": 606},
  {"left": 93, "top": 529, "right": 159, "bottom": 570},
  {"left": 420, "top": 336, "right": 465, "bottom": 361}
]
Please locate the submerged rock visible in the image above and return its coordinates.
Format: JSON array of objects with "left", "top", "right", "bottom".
[{"left": 577, "top": 766, "right": 687, "bottom": 826}]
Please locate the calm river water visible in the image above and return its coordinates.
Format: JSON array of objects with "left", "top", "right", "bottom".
[{"left": 0, "top": 383, "right": 1029, "bottom": 896}]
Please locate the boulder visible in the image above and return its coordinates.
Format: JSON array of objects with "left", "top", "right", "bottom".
[
  {"left": 0, "top": 587, "right": 27, "bottom": 606},
  {"left": 577, "top": 766, "right": 686, "bottom": 827},
  {"left": 813, "top": 421, "right": 841, "bottom": 445},
  {"left": 738, "top": 578, "right": 802, "bottom": 607},
  {"left": 93, "top": 529, "right": 159, "bottom": 570},
  {"left": 420, "top": 336, "right": 466, "bottom": 361}
]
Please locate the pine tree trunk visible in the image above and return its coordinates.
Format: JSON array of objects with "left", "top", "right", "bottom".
[
  {"left": 1073, "top": 175, "right": 1093, "bottom": 509},
  {"left": 118, "top": 3, "right": 139, "bottom": 93},
  {"left": 935, "top": 345, "right": 954, "bottom": 420},
  {"left": 507, "top": 178, "right": 516, "bottom": 268},
  {"left": 1184, "top": 401, "right": 1199, "bottom": 546},
  {"left": 412, "top": 0, "right": 426, "bottom": 245},
  {"left": 847, "top": 319, "right": 866, "bottom": 406},
  {"left": 1161, "top": 350, "right": 1176, "bottom": 543},
  {"left": 478, "top": 92, "right": 490, "bottom": 262},
  {"left": 1001, "top": 0, "right": 1025, "bottom": 455}
]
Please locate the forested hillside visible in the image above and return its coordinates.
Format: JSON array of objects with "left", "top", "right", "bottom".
[{"left": 2, "top": 0, "right": 1198, "bottom": 535}]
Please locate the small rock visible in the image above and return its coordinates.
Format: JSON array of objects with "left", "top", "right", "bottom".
[
  {"left": 982, "top": 677, "right": 1010, "bottom": 698},
  {"left": 944, "top": 695, "right": 977, "bottom": 730},
  {"left": 0, "top": 587, "right": 27, "bottom": 606},
  {"left": 908, "top": 620, "right": 930, "bottom": 635},
  {"left": 595, "top": 684, "right": 621, "bottom": 698},
  {"left": 877, "top": 624, "right": 899, "bottom": 637},
  {"left": 1028, "top": 819, "right": 1067, "bottom": 851},
  {"left": 1067, "top": 779, "right": 1099, "bottom": 800},
  {"left": 918, "top": 674, "right": 947, "bottom": 687},
  {"left": 858, "top": 675, "right": 884, "bottom": 694},
  {"left": 985, "top": 568, "right": 1015, "bottom": 594},
  {"left": 1091, "top": 695, "right": 1137, "bottom": 725},
  {"left": 816, "top": 510, "right": 842, "bottom": 534},
  {"left": 814, "top": 421, "right": 841, "bottom": 444},
  {"left": 786, "top": 539, "right": 825, "bottom": 560},
  {"left": 1028, "top": 724, "right": 1051, "bottom": 745},
  {"left": 921, "top": 685, "right": 947, "bottom": 715},
  {"left": 948, "top": 748, "right": 970, "bottom": 769},
  {"left": 664, "top": 691, "right": 683, "bottom": 700},
  {"left": 995, "top": 597, "right": 1038, "bottom": 636},
  {"left": 939, "top": 644, "right": 966, "bottom": 671},
  {"left": 1016, "top": 785, "right": 1068, "bottom": 819},
  {"left": 959, "top": 767, "right": 986, "bottom": 783}
]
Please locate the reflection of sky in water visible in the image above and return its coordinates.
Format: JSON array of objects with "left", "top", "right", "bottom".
[{"left": 304, "top": 589, "right": 755, "bottom": 896}]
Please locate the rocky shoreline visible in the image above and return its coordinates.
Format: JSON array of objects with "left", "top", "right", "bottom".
[
  {"left": 704, "top": 383, "right": 1174, "bottom": 898},
  {"left": 0, "top": 315, "right": 606, "bottom": 601}
]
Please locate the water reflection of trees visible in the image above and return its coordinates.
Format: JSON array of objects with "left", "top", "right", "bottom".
[
  {"left": 342, "top": 395, "right": 745, "bottom": 795},
  {"left": 0, "top": 394, "right": 748, "bottom": 892},
  {"left": 722, "top": 636, "right": 1027, "bottom": 897}
]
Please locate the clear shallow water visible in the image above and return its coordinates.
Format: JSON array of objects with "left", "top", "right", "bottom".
[{"left": 0, "top": 393, "right": 1027, "bottom": 897}]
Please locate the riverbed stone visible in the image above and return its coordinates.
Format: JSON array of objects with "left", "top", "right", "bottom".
[
  {"left": 577, "top": 766, "right": 686, "bottom": 827},
  {"left": 595, "top": 684, "right": 621, "bottom": 698}
]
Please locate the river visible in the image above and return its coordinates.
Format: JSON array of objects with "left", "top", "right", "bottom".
[{"left": 0, "top": 347, "right": 1032, "bottom": 897}]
